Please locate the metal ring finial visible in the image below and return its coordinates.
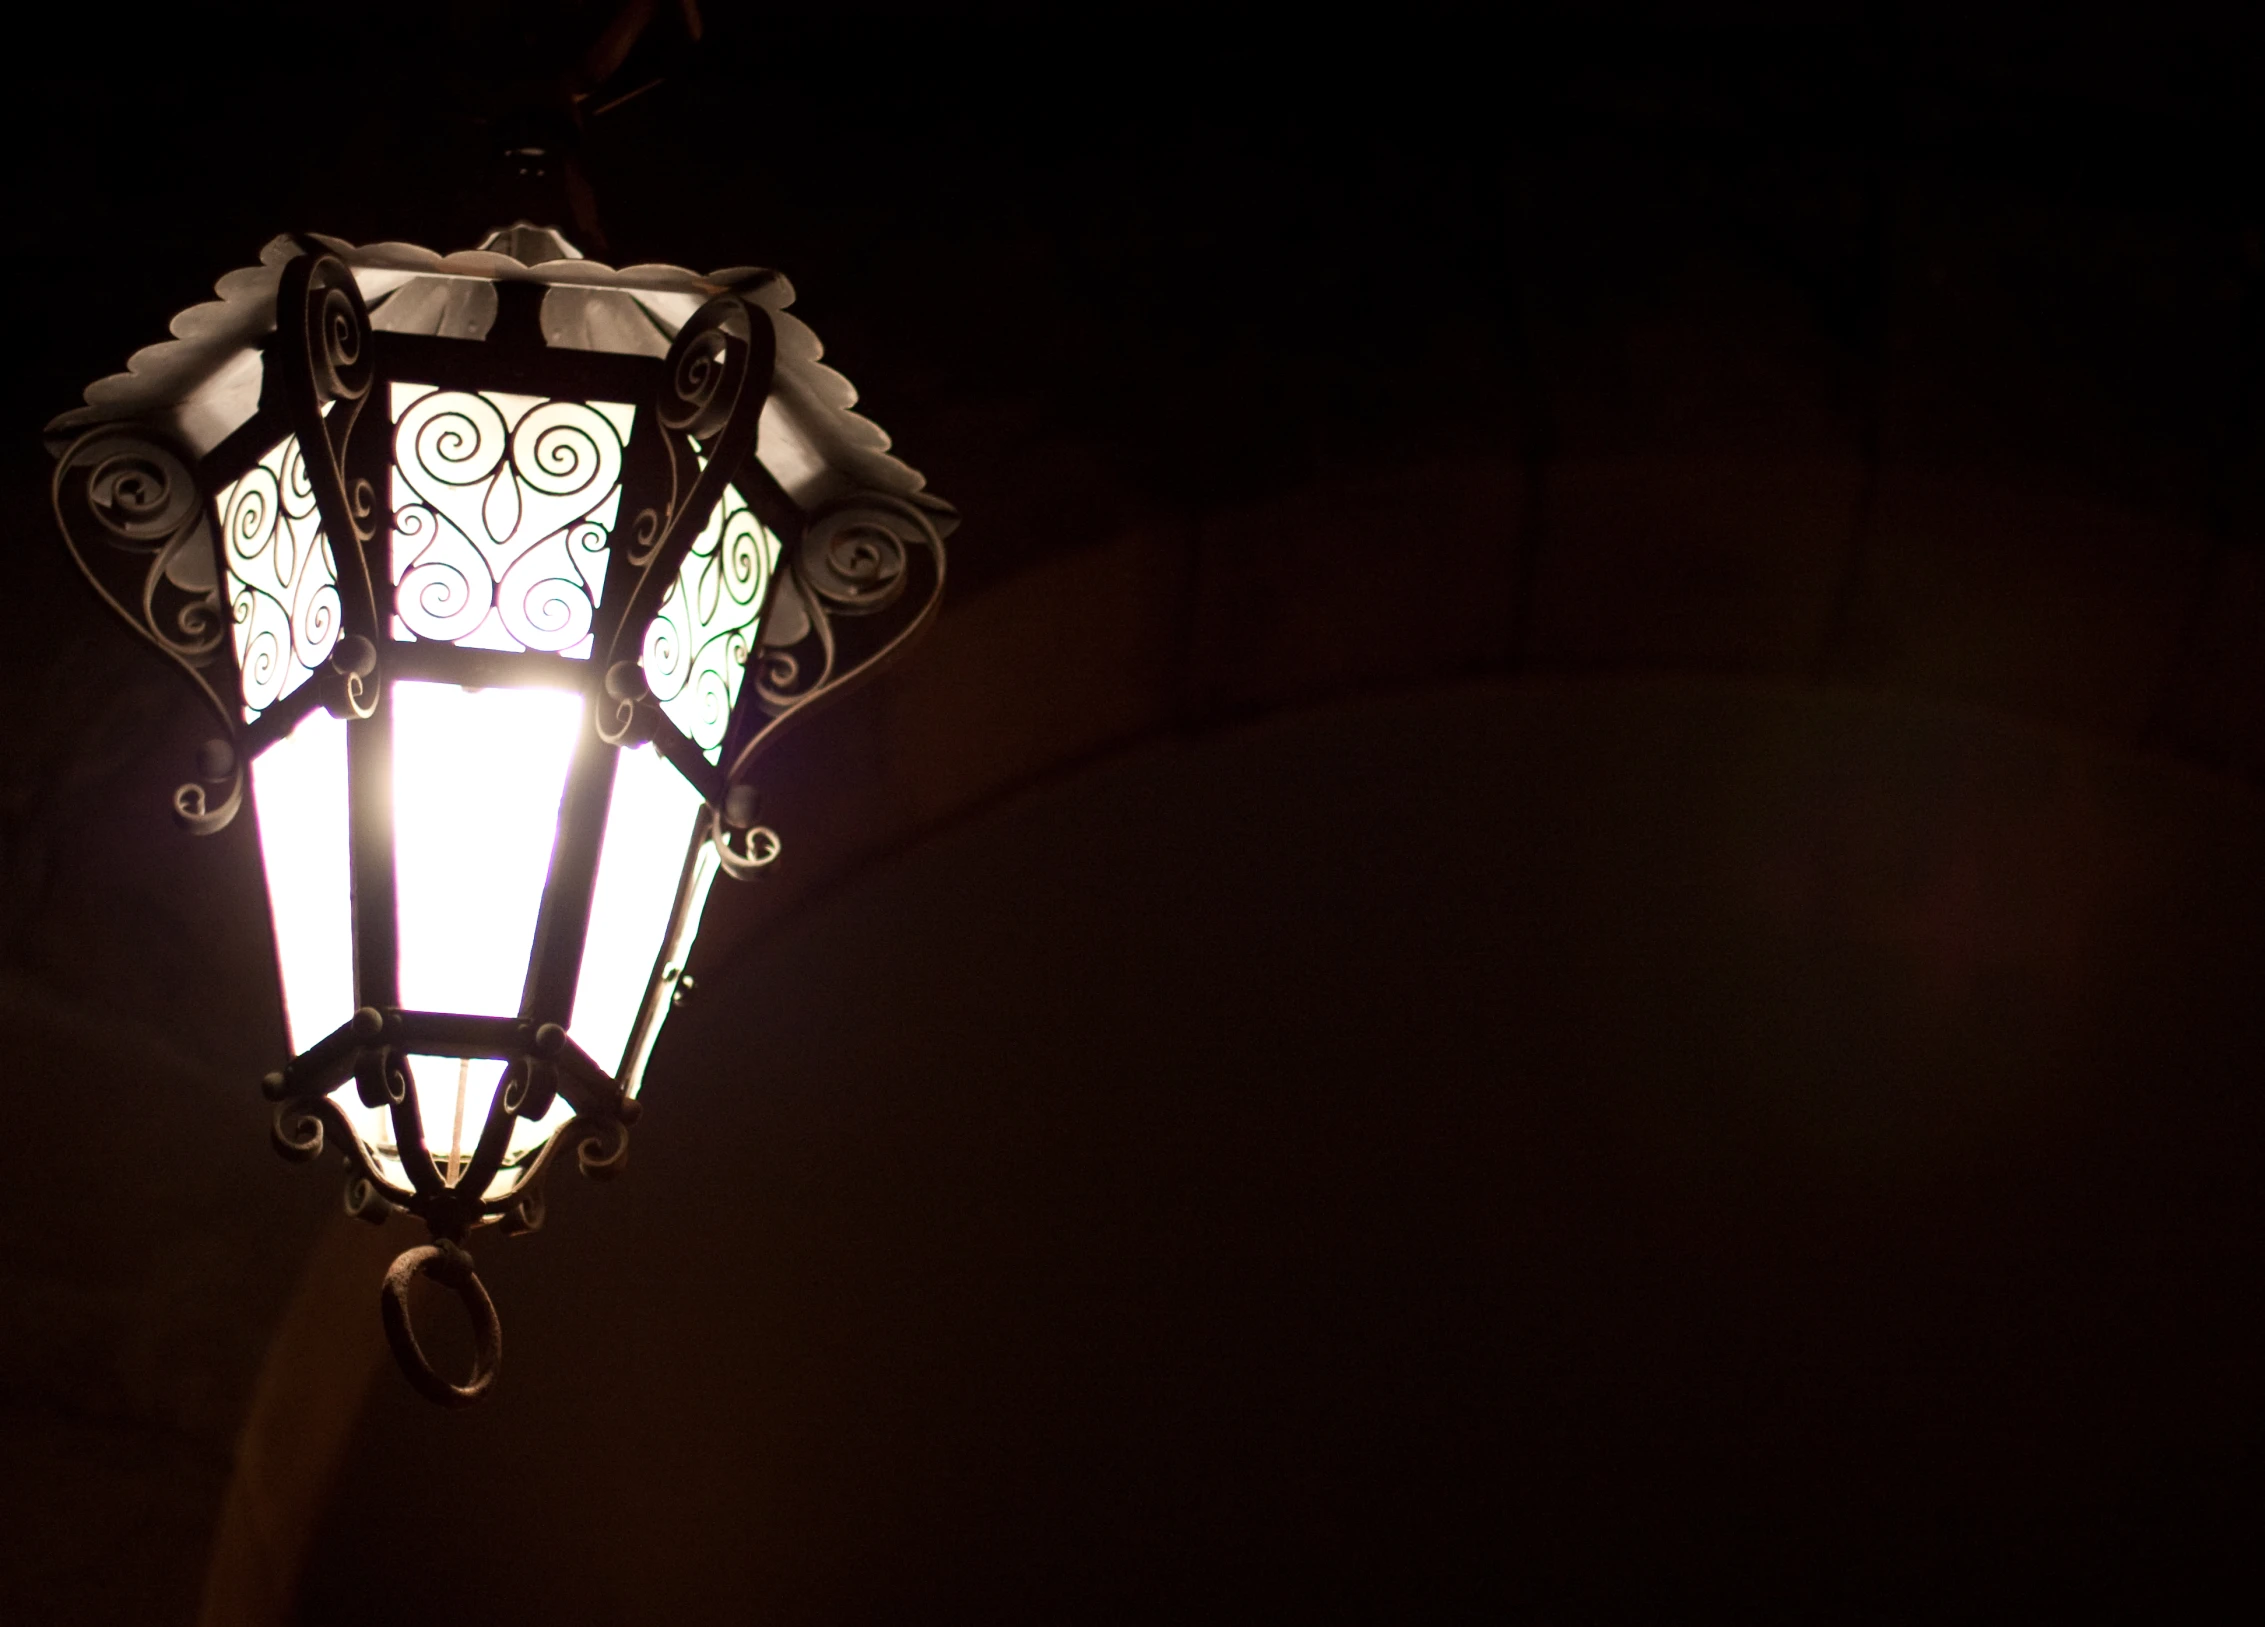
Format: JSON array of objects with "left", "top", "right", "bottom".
[{"left": 379, "top": 1241, "right": 502, "bottom": 1408}]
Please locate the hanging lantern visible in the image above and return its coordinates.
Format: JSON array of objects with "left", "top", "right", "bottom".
[{"left": 48, "top": 225, "right": 951, "bottom": 1404}]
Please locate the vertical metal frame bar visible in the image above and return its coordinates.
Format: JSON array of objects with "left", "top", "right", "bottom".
[
  {"left": 519, "top": 705, "right": 621, "bottom": 1027},
  {"left": 592, "top": 293, "right": 775, "bottom": 684},
  {"left": 613, "top": 814, "right": 718, "bottom": 1099},
  {"left": 346, "top": 344, "right": 401, "bottom": 1020},
  {"left": 716, "top": 454, "right": 804, "bottom": 777},
  {"left": 346, "top": 697, "right": 400, "bottom": 1012},
  {"left": 346, "top": 360, "right": 395, "bottom": 648},
  {"left": 591, "top": 399, "right": 688, "bottom": 660},
  {"left": 522, "top": 372, "right": 686, "bottom": 1032},
  {"left": 194, "top": 430, "right": 259, "bottom": 742}
]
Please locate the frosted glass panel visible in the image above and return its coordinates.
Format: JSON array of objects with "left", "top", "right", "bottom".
[
  {"left": 250, "top": 708, "right": 353, "bottom": 1052},
  {"left": 570, "top": 743, "right": 706, "bottom": 1074},
  {"left": 499, "top": 1092, "right": 573, "bottom": 1170},
  {"left": 392, "top": 681, "right": 583, "bottom": 1018},
  {"left": 252, "top": 707, "right": 409, "bottom": 1194},
  {"left": 405, "top": 1054, "right": 511, "bottom": 1187}
]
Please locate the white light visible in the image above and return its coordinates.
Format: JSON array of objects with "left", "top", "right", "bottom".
[
  {"left": 249, "top": 708, "right": 353, "bottom": 1052},
  {"left": 404, "top": 1054, "right": 511, "bottom": 1187},
  {"left": 392, "top": 681, "right": 583, "bottom": 1019},
  {"left": 250, "top": 711, "right": 404, "bottom": 1185},
  {"left": 571, "top": 743, "right": 706, "bottom": 1074}
]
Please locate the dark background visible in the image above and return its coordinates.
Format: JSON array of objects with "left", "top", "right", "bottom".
[{"left": 4, "top": 3, "right": 2264, "bottom": 1622}]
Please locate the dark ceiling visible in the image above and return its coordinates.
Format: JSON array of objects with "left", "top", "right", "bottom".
[
  {"left": 15, "top": 5, "right": 2262, "bottom": 565},
  {"left": 5, "top": 4, "right": 2264, "bottom": 1623}
]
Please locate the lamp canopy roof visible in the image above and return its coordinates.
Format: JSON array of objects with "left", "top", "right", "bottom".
[{"left": 47, "top": 225, "right": 956, "bottom": 539}]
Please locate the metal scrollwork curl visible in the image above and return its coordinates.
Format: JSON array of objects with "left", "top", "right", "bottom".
[
  {"left": 623, "top": 500, "right": 667, "bottom": 571},
  {"left": 173, "top": 768, "right": 245, "bottom": 836},
  {"left": 59, "top": 433, "right": 223, "bottom": 663},
  {"left": 575, "top": 1115, "right": 632, "bottom": 1181},
  {"left": 601, "top": 292, "right": 774, "bottom": 679},
  {"left": 344, "top": 1172, "right": 395, "bottom": 1225},
  {"left": 290, "top": 254, "right": 374, "bottom": 412},
  {"left": 388, "top": 390, "right": 625, "bottom": 654},
  {"left": 52, "top": 425, "right": 249, "bottom": 833},
  {"left": 800, "top": 505, "right": 911, "bottom": 615},
  {"left": 277, "top": 253, "right": 382, "bottom": 654},
  {"left": 87, "top": 437, "right": 199, "bottom": 544},
  {"left": 658, "top": 298, "right": 756, "bottom": 440},
  {"left": 709, "top": 803, "right": 783, "bottom": 881},
  {"left": 640, "top": 486, "right": 777, "bottom": 759},
  {"left": 720, "top": 493, "right": 946, "bottom": 812},
  {"left": 596, "top": 660, "right": 651, "bottom": 747},
  {"left": 271, "top": 1100, "right": 326, "bottom": 1162}
]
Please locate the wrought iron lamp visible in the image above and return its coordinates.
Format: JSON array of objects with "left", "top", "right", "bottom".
[{"left": 47, "top": 225, "right": 950, "bottom": 1404}]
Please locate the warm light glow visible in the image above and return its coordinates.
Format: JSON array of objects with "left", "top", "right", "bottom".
[
  {"left": 572, "top": 742, "right": 706, "bottom": 1073},
  {"left": 495, "top": 1090, "right": 574, "bottom": 1187},
  {"left": 250, "top": 709, "right": 353, "bottom": 1051},
  {"left": 404, "top": 1054, "right": 513, "bottom": 1186},
  {"left": 252, "top": 710, "right": 405, "bottom": 1187},
  {"left": 392, "top": 680, "right": 584, "bottom": 1018}
]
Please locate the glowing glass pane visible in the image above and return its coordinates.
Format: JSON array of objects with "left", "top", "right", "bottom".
[
  {"left": 403, "top": 1054, "right": 512, "bottom": 1188},
  {"left": 250, "top": 709, "right": 353, "bottom": 1052},
  {"left": 217, "top": 433, "right": 339, "bottom": 720},
  {"left": 391, "top": 681, "right": 583, "bottom": 1019},
  {"left": 494, "top": 1090, "right": 574, "bottom": 1188},
  {"left": 247, "top": 709, "right": 402, "bottom": 1189},
  {"left": 329, "top": 1097, "right": 410, "bottom": 1196},
  {"left": 388, "top": 384, "right": 635, "bottom": 658},
  {"left": 571, "top": 742, "right": 707, "bottom": 1074},
  {"left": 642, "top": 483, "right": 779, "bottom": 760}
]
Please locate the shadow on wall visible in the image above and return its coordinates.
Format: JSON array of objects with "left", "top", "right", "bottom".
[{"left": 286, "top": 676, "right": 2265, "bottom": 1624}]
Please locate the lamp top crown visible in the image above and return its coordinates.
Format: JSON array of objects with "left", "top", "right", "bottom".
[{"left": 47, "top": 229, "right": 955, "bottom": 537}]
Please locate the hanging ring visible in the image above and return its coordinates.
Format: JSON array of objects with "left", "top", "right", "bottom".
[{"left": 379, "top": 1241, "right": 501, "bottom": 1408}]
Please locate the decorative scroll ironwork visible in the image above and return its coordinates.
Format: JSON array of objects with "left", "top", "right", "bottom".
[
  {"left": 598, "top": 291, "right": 772, "bottom": 687},
  {"left": 216, "top": 433, "right": 341, "bottom": 721},
  {"left": 641, "top": 482, "right": 780, "bottom": 760},
  {"left": 709, "top": 804, "right": 784, "bottom": 880},
  {"left": 58, "top": 237, "right": 953, "bottom": 1410},
  {"left": 263, "top": 1006, "right": 640, "bottom": 1242},
  {"left": 49, "top": 426, "right": 246, "bottom": 832},
  {"left": 727, "top": 493, "right": 946, "bottom": 768},
  {"left": 389, "top": 386, "right": 634, "bottom": 657},
  {"left": 275, "top": 253, "right": 381, "bottom": 720}
]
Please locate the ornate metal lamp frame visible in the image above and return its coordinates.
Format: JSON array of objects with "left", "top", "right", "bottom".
[{"left": 49, "top": 231, "right": 949, "bottom": 1403}]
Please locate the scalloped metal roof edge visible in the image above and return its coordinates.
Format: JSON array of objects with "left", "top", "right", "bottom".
[{"left": 45, "top": 233, "right": 955, "bottom": 534}]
